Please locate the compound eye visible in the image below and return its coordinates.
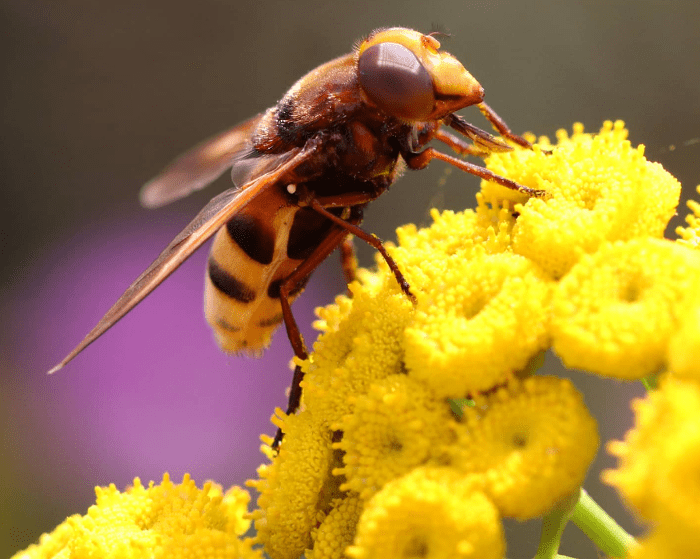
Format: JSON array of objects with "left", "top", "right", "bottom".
[{"left": 358, "top": 42, "right": 435, "bottom": 121}]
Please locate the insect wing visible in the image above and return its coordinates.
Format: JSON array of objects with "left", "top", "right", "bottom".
[
  {"left": 139, "top": 114, "right": 262, "bottom": 209},
  {"left": 49, "top": 145, "right": 314, "bottom": 374}
]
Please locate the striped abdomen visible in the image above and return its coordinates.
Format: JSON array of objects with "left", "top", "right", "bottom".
[{"left": 204, "top": 185, "right": 339, "bottom": 354}]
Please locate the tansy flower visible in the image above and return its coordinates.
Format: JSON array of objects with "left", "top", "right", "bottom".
[
  {"left": 676, "top": 184, "right": 700, "bottom": 249},
  {"left": 392, "top": 202, "right": 516, "bottom": 284},
  {"left": 404, "top": 251, "right": 551, "bottom": 396},
  {"left": 248, "top": 409, "right": 336, "bottom": 559},
  {"left": 346, "top": 468, "right": 503, "bottom": 559},
  {"left": 307, "top": 494, "right": 363, "bottom": 559},
  {"left": 332, "top": 374, "right": 457, "bottom": 500},
  {"left": 626, "top": 529, "right": 697, "bottom": 559},
  {"left": 667, "top": 278, "right": 700, "bottom": 380},
  {"left": 451, "top": 376, "right": 599, "bottom": 520},
  {"left": 605, "top": 376, "right": 700, "bottom": 548},
  {"left": 486, "top": 121, "right": 681, "bottom": 279},
  {"left": 301, "top": 281, "right": 414, "bottom": 428},
  {"left": 551, "top": 238, "right": 700, "bottom": 379},
  {"left": 11, "top": 474, "right": 260, "bottom": 559}
]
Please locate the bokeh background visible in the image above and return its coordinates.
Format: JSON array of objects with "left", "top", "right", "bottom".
[{"left": 2, "top": 0, "right": 699, "bottom": 557}]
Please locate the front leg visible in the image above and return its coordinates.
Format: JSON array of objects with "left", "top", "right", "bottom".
[{"left": 404, "top": 147, "right": 547, "bottom": 198}]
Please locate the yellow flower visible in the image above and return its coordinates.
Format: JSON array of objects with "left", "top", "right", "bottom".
[
  {"left": 346, "top": 468, "right": 503, "bottom": 559},
  {"left": 404, "top": 251, "right": 551, "bottom": 396},
  {"left": 667, "top": 282, "right": 700, "bottom": 380},
  {"left": 626, "top": 529, "right": 696, "bottom": 559},
  {"left": 393, "top": 203, "right": 516, "bottom": 279},
  {"left": 485, "top": 121, "right": 681, "bottom": 278},
  {"left": 301, "top": 282, "right": 414, "bottom": 428},
  {"left": 307, "top": 494, "right": 363, "bottom": 559},
  {"left": 333, "top": 375, "right": 457, "bottom": 500},
  {"left": 676, "top": 184, "right": 700, "bottom": 249},
  {"left": 11, "top": 473, "right": 260, "bottom": 559},
  {"left": 551, "top": 238, "right": 700, "bottom": 379},
  {"left": 248, "top": 409, "right": 336, "bottom": 559},
  {"left": 452, "top": 376, "right": 599, "bottom": 520},
  {"left": 605, "top": 376, "right": 700, "bottom": 546}
]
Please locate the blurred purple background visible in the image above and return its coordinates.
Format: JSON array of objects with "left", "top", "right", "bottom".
[
  {"left": 3, "top": 1, "right": 699, "bottom": 557},
  {"left": 2, "top": 207, "right": 344, "bottom": 549}
]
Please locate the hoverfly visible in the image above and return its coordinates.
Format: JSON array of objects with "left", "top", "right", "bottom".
[{"left": 49, "top": 27, "right": 545, "bottom": 447}]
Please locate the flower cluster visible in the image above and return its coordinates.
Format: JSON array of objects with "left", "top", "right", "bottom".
[
  {"left": 246, "top": 121, "right": 699, "bottom": 558},
  {"left": 15, "top": 121, "right": 699, "bottom": 559},
  {"left": 11, "top": 473, "right": 261, "bottom": 559},
  {"left": 604, "top": 285, "right": 700, "bottom": 557}
]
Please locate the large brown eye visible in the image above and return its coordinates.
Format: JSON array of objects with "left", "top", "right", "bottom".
[{"left": 358, "top": 42, "right": 435, "bottom": 120}]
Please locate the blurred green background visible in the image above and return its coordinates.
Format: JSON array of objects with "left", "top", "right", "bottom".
[{"left": 3, "top": 0, "right": 699, "bottom": 557}]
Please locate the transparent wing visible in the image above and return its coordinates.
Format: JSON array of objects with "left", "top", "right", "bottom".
[
  {"left": 48, "top": 144, "right": 314, "bottom": 374},
  {"left": 139, "top": 114, "right": 262, "bottom": 209}
]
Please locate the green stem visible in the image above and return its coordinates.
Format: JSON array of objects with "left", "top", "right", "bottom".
[
  {"left": 533, "top": 490, "right": 579, "bottom": 559},
  {"left": 571, "top": 489, "right": 636, "bottom": 558}
]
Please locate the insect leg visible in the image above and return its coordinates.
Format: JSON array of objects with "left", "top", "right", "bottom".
[
  {"left": 339, "top": 236, "right": 357, "bottom": 288},
  {"left": 404, "top": 147, "right": 547, "bottom": 198},
  {"left": 477, "top": 102, "right": 532, "bottom": 149},
  {"left": 272, "top": 223, "right": 361, "bottom": 450},
  {"left": 307, "top": 198, "right": 416, "bottom": 302},
  {"left": 434, "top": 128, "right": 492, "bottom": 158}
]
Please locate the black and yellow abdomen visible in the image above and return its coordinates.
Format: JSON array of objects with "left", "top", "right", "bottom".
[{"left": 204, "top": 185, "right": 340, "bottom": 354}]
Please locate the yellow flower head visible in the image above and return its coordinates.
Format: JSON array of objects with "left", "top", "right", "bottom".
[
  {"left": 333, "top": 374, "right": 457, "bottom": 500},
  {"left": 404, "top": 251, "right": 551, "bottom": 396},
  {"left": 485, "top": 121, "right": 681, "bottom": 278},
  {"left": 668, "top": 278, "right": 700, "bottom": 380},
  {"left": 307, "top": 494, "right": 363, "bottom": 559},
  {"left": 12, "top": 473, "right": 260, "bottom": 559},
  {"left": 676, "top": 184, "right": 700, "bottom": 249},
  {"left": 248, "top": 409, "right": 336, "bottom": 559},
  {"left": 552, "top": 238, "right": 700, "bottom": 379},
  {"left": 301, "top": 281, "right": 414, "bottom": 428},
  {"left": 346, "top": 468, "right": 503, "bottom": 559},
  {"left": 452, "top": 376, "right": 599, "bottom": 520},
  {"left": 627, "top": 529, "right": 697, "bottom": 559},
  {"left": 605, "top": 376, "right": 700, "bottom": 546}
]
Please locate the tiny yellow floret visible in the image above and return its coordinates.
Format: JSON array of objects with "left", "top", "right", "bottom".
[
  {"left": 676, "top": 184, "right": 700, "bottom": 249},
  {"left": 307, "top": 494, "right": 363, "bottom": 559}
]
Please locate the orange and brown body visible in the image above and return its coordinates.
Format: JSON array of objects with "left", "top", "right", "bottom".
[{"left": 49, "top": 28, "right": 544, "bottom": 445}]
